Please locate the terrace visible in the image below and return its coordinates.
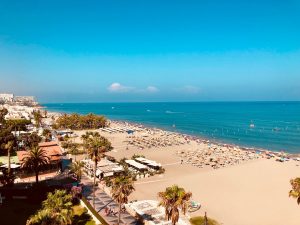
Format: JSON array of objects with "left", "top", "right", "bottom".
[{"left": 126, "top": 200, "right": 190, "bottom": 225}]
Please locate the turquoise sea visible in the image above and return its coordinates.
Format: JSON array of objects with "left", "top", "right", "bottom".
[{"left": 43, "top": 102, "right": 300, "bottom": 153}]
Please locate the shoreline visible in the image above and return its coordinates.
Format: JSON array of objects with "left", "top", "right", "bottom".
[
  {"left": 71, "top": 122, "right": 300, "bottom": 225},
  {"left": 44, "top": 107, "right": 300, "bottom": 157},
  {"left": 43, "top": 105, "right": 300, "bottom": 225}
]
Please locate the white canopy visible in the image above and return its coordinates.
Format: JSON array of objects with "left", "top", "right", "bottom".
[
  {"left": 135, "top": 157, "right": 161, "bottom": 168},
  {"left": 112, "top": 166, "right": 124, "bottom": 172},
  {"left": 104, "top": 172, "right": 114, "bottom": 177},
  {"left": 96, "top": 169, "right": 103, "bottom": 176},
  {"left": 1, "top": 163, "right": 21, "bottom": 169},
  {"left": 125, "top": 160, "right": 148, "bottom": 170}
]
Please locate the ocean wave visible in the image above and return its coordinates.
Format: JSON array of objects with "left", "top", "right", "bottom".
[{"left": 165, "top": 110, "right": 184, "bottom": 114}]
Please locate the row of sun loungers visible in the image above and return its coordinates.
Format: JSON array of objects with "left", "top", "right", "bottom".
[
  {"left": 126, "top": 135, "right": 187, "bottom": 149},
  {"left": 178, "top": 145, "right": 263, "bottom": 169},
  {"left": 99, "top": 126, "right": 144, "bottom": 134}
]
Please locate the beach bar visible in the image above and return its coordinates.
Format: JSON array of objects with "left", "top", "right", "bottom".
[
  {"left": 135, "top": 157, "right": 162, "bottom": 170},
  {"left": 125, "top": 159, "right": 148, "bottom": 171}
]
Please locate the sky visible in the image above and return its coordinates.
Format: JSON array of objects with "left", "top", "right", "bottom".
[{"left": 0, "top": 0, "right": 299, "bottom": 103}]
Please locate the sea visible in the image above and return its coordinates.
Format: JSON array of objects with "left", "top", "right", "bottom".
[{"left": 43, "top": 102, "right": 300, "bottom": 153}]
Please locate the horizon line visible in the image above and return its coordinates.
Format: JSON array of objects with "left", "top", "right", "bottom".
[{"left": 40, "top": 100, "right": 300, "bottom": 104}]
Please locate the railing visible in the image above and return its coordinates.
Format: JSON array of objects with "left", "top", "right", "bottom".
[{"left": 81, "top": 196, "right": 109, "bottom": 225}]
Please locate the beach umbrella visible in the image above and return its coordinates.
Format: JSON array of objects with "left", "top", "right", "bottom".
[{"left": 127, "top": 130, "right": 134, "bottom": 135}]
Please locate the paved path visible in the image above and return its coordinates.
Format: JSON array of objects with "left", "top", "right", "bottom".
[{"left": 81, "top": 175, "right": 141, "bottom": 225}]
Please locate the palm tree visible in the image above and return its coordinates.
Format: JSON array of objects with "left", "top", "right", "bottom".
[
  {"left": 42, "top": 189, "right": 73, "bottom": 224},
  {"left": 69, "top": 161, "right": 84, "bottom": 181},
  {"left": 111, "top": 175, "right": 135, "bottom": 225},
  {"left": 289, "top": 177, "right": 300, "bottom": 205},
  {"left": 26, "top": 208, "right": 53, "bottom": 225},
  {"left": 33, "top": 110, "right": 42, "bottom": 128},
  {"left": 4, "top": 140, "right": 14, "bottom": 174},
  {"left": 81, "top": 133, "right": 89, "bottom": 146},
  {"left": 88, "top": 141, "right": 106, "bottom": 207},
  {"left": 158, "top": 185, "right": 192, "bottom": 225},
  {"left": 27, "top": 189, "right": 73, "bottom": 225},
  {"left": 22, "top": 146, "right": 49, "bottom": 184},
  {"left": 86, "top": 134, "right": 110, "bottom": 207},
  {"left": 68, "top": 144, "right": 79, "bottom": 162}
]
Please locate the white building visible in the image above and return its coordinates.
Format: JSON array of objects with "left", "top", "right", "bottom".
[
  {"left": 14, "top": 96, "right": 37, "bottom": 106},
  {"left": 0, "top": 93, "right": 14, "bottom": 103},
  {"left": 2, "top": 104, "right": 34, "bottom": 120}
]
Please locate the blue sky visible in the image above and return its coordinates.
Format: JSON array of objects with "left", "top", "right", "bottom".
[{"left": 0, "top": 0, "right": 299, "bottom": 102}]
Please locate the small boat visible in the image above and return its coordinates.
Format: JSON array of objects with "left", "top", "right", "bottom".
[{"left": 250, "top": 123, "right": 255, "bottom": 128}]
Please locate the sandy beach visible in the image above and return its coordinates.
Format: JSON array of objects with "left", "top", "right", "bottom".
[{"left": 70, "top": 121, "right": 300, "bottom": 225}]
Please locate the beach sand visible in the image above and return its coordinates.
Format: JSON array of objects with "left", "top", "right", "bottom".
[{"left": 72, "top": 125, "right": 300, "bottom": 225}]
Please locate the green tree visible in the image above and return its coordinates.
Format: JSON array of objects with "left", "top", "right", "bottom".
[
  {"left": 158, "top": 185, "right": 192, "bottom": 225},
  {"left": 0, "top": 107, "right": 8, "bottom": 125},
  {"left": 33, "top": 110, "right": 43, "bottom": 128},
  {"left": 54, "top": 113, "right": 107, "bottom": 130},
  {"left": 289, "top": 177, "right": 300, "bottom": 205},
  {"left": 22, "top": 132, "right": 42, "bottom": 149},
  {"left": 6, "top": 119, "right": 31, "bottom": 131},
  {"left": 0, "top": 169, "right": 15, "bottom": 186},
  {"left": 27, "top": 189, "right": 73, "bottom": 225},
  {"left": 42, "top": 129, "right": 52, "bottom": 142},
  {"left": 68, "top": 144, "right": 80, "bottom": 162},
  {"left": 81, "top": 133, "right": 89, "bottom": 145},
  {"left": 2, "top": 140, "right": 16, "bottom": 187},
  {"left": 111, "top": 175, "right": 135, "bottom": 225},
  {"left": 4, "top": 140, "right": 14, "bottom": 173},
  {"left": 22, "top": 146, "right": 49, "bottom": 184},
  {"left": 69, "top": 161, "right": 84, "bottom": 181},
  {"left": 26, "top": 208, "right": 53, "bottom": 225},
  {"left": 0, "top": 109, "right": 17, "bottom": 156},
  {"left": 86, "top": 132, "right": 112, "bottom": 207}
]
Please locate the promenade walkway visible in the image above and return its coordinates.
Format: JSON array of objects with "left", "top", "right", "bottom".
[{"left": 81, "top": 175, "right": 141, "bottom": 225}]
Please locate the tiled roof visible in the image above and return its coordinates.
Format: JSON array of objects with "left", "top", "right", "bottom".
[
  {"left": 18, "top": 142, "right": 62, "bottom": 163},
  {"left": 38, "top": 141, "right": 59, "bottom": 147}
]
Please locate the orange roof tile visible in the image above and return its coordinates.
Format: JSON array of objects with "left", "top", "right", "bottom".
[{"left": 18, "top": 143, "right": 62, "bottom": 163}]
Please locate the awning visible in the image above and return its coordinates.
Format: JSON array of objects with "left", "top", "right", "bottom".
[
  {"left": 1, "top": 163, "right": 21, "bottom": 169},
  {"left": 135, "top": 157, "right": 161, "bottom": 168},
  {"left": 96, "top": 169, "right": 103, "bottom": 176},
  {"left": 125, "top": 160, "right": 148, "bottom": 170}
]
